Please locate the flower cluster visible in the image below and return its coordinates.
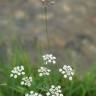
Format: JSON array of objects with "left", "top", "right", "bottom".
[
  {"left": 9, "top": 54, "right": 75, "bottom": 96},
  {"left": 8, "top": 0, "right": 76, "bottom": 93},
  {"left": 10, "top": 65, "right": 25, "bottom": 79},
  {"left": 21, "top": 76, "right": 32, "bottom": 87},
  {"left": 41, "top": 0, "right": 46, "bottom": 2},
  {"left": 25, "top": 91, "right": 42, "bottom": 96},
  {"left": 10, "top": 65, "right": 33, "bottom": 87},
  {"left": 38, "top": 67, "right": 51, "bottom": 76},
  {"left": 59, "top": 65, "right": 74, "bottom": 80},
  {"left": 41, "top": 0, "right": 55, "bottom": 4},
  {"left": 42, "top": 54, "right": 56, "bottom": 64},
  {"left": 46, "top": 85, "right": 63, "bottom": 96}
]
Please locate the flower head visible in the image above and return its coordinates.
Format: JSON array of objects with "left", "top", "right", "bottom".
[
  {"left": 42, "top": 54, "right": 56, "bottom": 64},
  {"left": 25, "top": 91, "right": 42, "bottom": 96},
  {"left": 38, "top": 67, "right": 51, "bottom": 76},
  {"left": 41, "top": 0, "right": 55, "bottom": 4},
  {"left": 21, "top": 76, "right": 32, "bottom": 87},
  {"left": 10, "top": 65, "right": 25, "bottom": 79},
  {"left": 46, "top": 85, "right": 63, "bottom": 96},
  {"left": 59, "top": 65, "right": 74, "bottom": 80}
]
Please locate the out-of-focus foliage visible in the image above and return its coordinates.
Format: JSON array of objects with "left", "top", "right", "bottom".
[
  {"left": 0, "top": 48, "right": 96, "bottom": 96},
  {"left": 0, "top": 0, "right": 96, "bottom": 73}
]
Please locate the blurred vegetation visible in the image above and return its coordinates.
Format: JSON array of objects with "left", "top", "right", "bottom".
[
  {"left": 0, "top": 0, "right": 96, "bottom": 73},
  {"left": 0, "top": 41, "right": 96, "bottom": 96}
]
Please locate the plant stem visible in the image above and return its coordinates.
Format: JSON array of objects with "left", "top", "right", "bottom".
[{"left": 43, "top": 2, "right": 50, "bottom": 51}]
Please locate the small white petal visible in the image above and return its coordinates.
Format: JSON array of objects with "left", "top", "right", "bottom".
[
  {"left": 64, "top": 75, "right": 67, "bottom": 78},
  {"left": 53, "top": 60, "right": 56, "bottom": 64},
  {"left": 39, "top": 73, "right": 43, "bottom": 76},
  {"left": 14, "top": 75, "right": 17, "bottom": 78},
  {"left": 21, "top": 81, "right": 24, "bottom": 85},
  {"left": 69, "top": 77, "right": 72, "bottom": 80},
  {"left": 10, "top": 74, "right": 13, "bottom": 77}
]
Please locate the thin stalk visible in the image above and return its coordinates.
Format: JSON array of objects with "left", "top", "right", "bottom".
[
  {"left": 11, "top": 81, "right": 15, "bottom": 96},
  {"left": 43, "top": 2, "right": 50, "bottom": 51}
]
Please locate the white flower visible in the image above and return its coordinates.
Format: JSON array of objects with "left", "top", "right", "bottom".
[
  {"left": 42, "top": 54, "right": 56, "bottom": 64},
  {"left": 46, "top": 85, "right": 63, "bottom": 96},
  {"left": 38, "top": 67, "right": 51, "bottom": 76},
  {"left": 21, "top": 76, "right": 32, "bottom": 87},
  {"left": 10, "top": 65, "right": 25, "bottom": 79},
  {"left": 41, "top": 0, "right": 46, "bottom": 2},
  {"left": 59, "top": 65, "right": 74, "bottom": 80},
  {"left": 25, "top": 91, "right": 42, "bottom": 96}
]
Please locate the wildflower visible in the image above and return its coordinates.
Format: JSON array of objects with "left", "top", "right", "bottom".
[
  {"left": 10, "top": 65, "right": 25, "bottom": 79},
  {"left": 59, "top": 65, "right": 74, "bottom": 80},
  {"left": 41, "top": 0, "right": 46, "bottom": 2},
  {"left": 42, "top": 54, "right": 56, "bottom": 64},
  {"left": 38, "top": 67, "right": 51, "bottom": 76},
  {"left": 46, "top": 85, "right": 63, "bottom": 96},
  {"left": 21, "top": 76, "right": 32, "bottom": 87},
  {"left": 41, "top": 0, "right": 55, "bottom": 4},
  {"left": 25, "top": 91, "right": 42, "bottom": 96}
]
